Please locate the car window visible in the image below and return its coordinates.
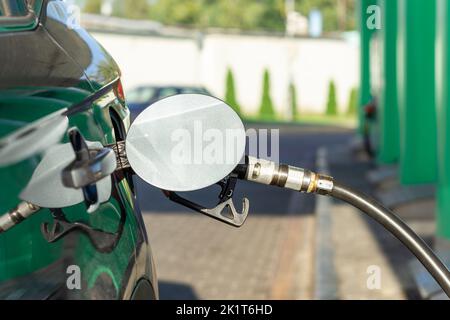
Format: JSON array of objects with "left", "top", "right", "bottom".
[
  {"left": 0, "top": 0, "right": 42, "bottom": 31},
  {"left": 0, "top": 0, "right": 28, "bottom": 16},
  {"left": 180, "top": 88, "right": 210, "bottom": 95},
  {"left": 158, "top": 88, "right": 179, "bottom": 99},
  {"left": 127, "top": 87, "right": 157, "bottom": 104}
]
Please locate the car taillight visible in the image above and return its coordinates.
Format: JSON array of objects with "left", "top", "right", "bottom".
[
  {"left": 115, "top": 79, "right": 126, "bottom": 102},
  {"left": 364, "top": 102, "right": 376, "bottom": 118}
]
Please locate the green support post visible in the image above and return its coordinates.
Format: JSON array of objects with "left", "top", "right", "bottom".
[
  {"left": 377, "top": 0, "right": 400, "bottom": 164},
  {"left": 397, "top": 0, "right": 437, "bottom": 184},
  {"left": 436, "top": 0, "right": 450, "bottom": 240}
]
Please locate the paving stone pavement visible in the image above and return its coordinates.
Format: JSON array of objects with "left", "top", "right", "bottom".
[
  {"left": 144, "top": 212, "right": 315, "bottom": 300},
  {"left": 323, "top": 143, "right": 433, "bottom": 299},
  {"left": 331, "top": 204, "right": 407, "bottom": 299},
  {"left": 137, "top": 124, "right": 352, "bottom": 300}
]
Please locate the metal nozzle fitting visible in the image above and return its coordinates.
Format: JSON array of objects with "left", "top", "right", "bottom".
[
  {"left": 244, "top": 156, "right": 334, "bottom": 195},
  {"left": 0, "top": 202, "right": 40, "bottom": 234}
]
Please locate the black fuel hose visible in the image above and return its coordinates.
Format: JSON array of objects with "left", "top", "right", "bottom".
[{"left": 331, "top": 182, "right": 450, "bottom": 297}]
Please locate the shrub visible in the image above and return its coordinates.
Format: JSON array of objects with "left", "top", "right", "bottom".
[
  {"left": 112, "top": 0, "right": 150, "bottom": 19},
  {"left": 225, "top": 68, "right": 241, "bottom": 114},
  {"left": 289, "top": 82, "right": 299, "bottom": 121},
  {"left": 326, "top": 80, "right": 338, "bottom": 116},
  {"left": 259, "top": 69, "right": 276, "bottom": 120},
  {"left": 347, "top": 88, "right": 358, "bottom": 115},
  {"left": 84, "top": 0, "right": 102, "bottom": 14}
]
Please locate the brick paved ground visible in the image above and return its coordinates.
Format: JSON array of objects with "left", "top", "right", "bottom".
[
  {"left": 137, "top": 124, "right": 352, "bottom": 300},
  {"left": 144, "top": 212, "right": 315, "bottom": 299},
  {"left": 323, "top": 143, "right": 433, "bottom": 299},
  {"left": 331, "top": 204, "right": 407, "bottom": 299},
  {"left": 141, "top": 127, "right": 441, "bottom": 300}
]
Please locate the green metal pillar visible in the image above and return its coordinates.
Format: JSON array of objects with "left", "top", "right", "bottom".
[
  {"left": 376, "top": 0, "right": 399, "bottom": 164},
  {"left": 436, "top": 0, "right": 450, "bottom": 240},
  {"left": 358, "top": 0, "right": 378, "bottom": 135},
  {"left": 397, "top": 0, "right": 437, "bottom": 184}
]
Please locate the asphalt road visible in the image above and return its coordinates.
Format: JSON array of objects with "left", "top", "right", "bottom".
[{"left": 137, "top": 122, "right": 352, "bottom": 299}]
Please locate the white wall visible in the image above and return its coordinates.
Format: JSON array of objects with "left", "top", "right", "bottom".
[{"left": 92, "top": 32, "right": 359, "bottom": 117}]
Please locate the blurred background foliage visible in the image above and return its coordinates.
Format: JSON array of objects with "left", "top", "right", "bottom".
[
  {"left": 80, "top": 0, "right": 358, "bottom": 124},
  {"left": 225, "top": 68, "right": 242, "bottom": 115},
  {"left": 347, "top": 88, "right": 358, "bottom": 115},
  {"left": 326, "top": 80, "right": 338, "bottom": 116},
  {"left": 259, "top": 69, "right": 277, "bottom": 120},
  {"left": 83, "top": 0, "right": 356, "bottom": 33}
]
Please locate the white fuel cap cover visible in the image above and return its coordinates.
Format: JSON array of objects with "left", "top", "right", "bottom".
[{"left": 126, "top": 94, "right": 246, "bottom": 192}]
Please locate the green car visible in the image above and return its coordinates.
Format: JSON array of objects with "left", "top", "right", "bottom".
[{"left": 0, "top": 0, "right": 157, "bottom": 299}]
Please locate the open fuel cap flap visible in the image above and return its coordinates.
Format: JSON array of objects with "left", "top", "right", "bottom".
[
  {"left": 126, "top": 94, "right": 247, "bottom": 192},
  {"left": 125, "top": 94, "right": 249, "bottom": 227}
]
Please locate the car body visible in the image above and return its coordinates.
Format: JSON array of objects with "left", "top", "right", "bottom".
[
  {"left": 127, "top": 85, "right": 213, "bottom": 119},
  {"left": 0, "top": 0, "right": 157, "bottom": 300}
]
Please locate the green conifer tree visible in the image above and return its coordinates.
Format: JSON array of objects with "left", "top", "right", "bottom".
[
  {"left": 347, "top": 88, "right": 358, "bottom": 116},
  {"left": 259, "top": 69, "right": 276, "bottom": 120},
  {"left": 326, "top": 80, "right": 338, "bottom": 116},
  {"left": 225, "top": 68, "right": 241, "bottom": 114},
  {"left": 289, "top": 82, "right": 299, "bottom": 121},
  {"left": 84, "top": 0, "right": 102, "bottom": 14}
]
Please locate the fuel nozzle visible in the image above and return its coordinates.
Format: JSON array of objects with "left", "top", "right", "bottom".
[
  {"left": 236, "top": 156, "right": 450, "bottom": 298},
  {"left": 238, "top": 156, "right": 334, "bottom": 196},
  {"left": 0, "top": 202, "right": 40, "bottom": 233}
]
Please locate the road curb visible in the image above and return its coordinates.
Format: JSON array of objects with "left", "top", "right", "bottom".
[{"left": 314, "top": 147, "right": 338, "bottom": 300}]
